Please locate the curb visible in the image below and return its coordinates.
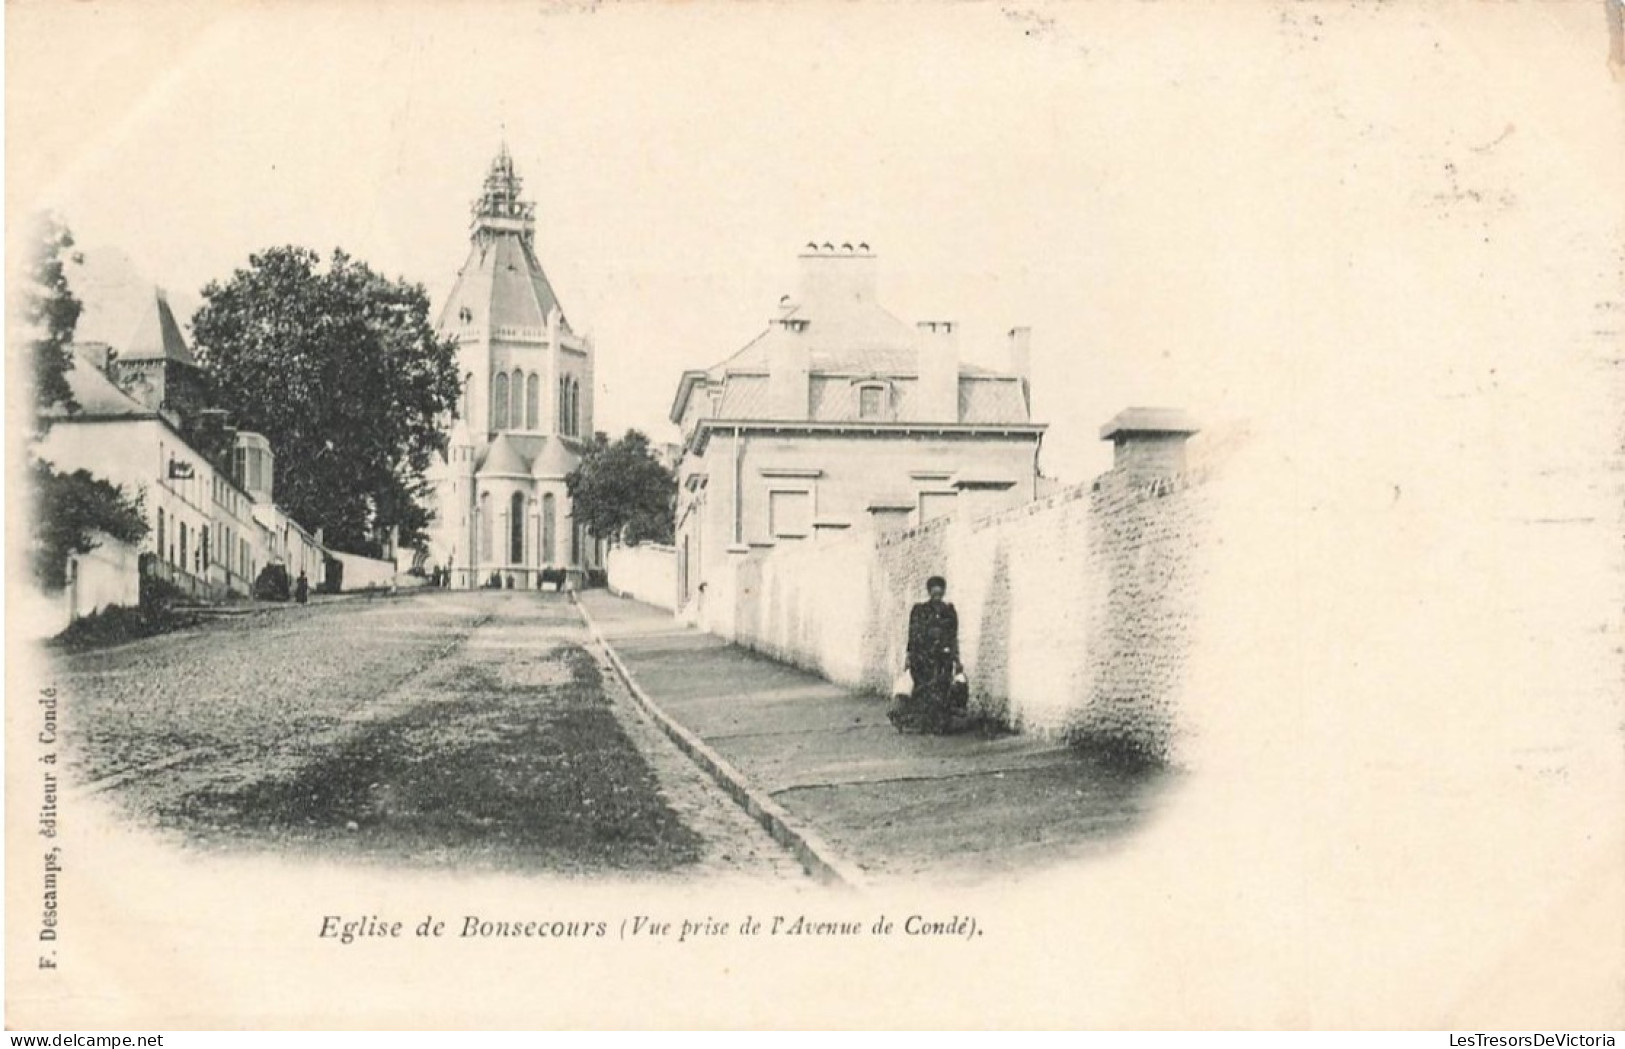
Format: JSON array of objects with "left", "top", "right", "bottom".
[{"left": 574, "top": 594, "right": 869, "bottom": 891}]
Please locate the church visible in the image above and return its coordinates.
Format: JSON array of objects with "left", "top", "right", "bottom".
[{"left": 423, "top": 146, "right": 603, "bottom": 589}]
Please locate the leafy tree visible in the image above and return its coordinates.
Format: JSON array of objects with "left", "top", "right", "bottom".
[
  {"left": 18, "top": 212, "right": 83, "bottom": 420},
  {"left": 191, "top": 247, "right": 460, "bottom": 556},
  {"left": 565, "top": 429, "right": 676, "bottom": 546},
  {"left": 17, "top": 212, "right": 150, "bottom": 590},
  {"left": 30, "top": 464, "right": 149, "bottom": 589}
]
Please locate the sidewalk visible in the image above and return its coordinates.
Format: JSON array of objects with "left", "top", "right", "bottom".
[{"left": 578, "top": 590, "right": 1177, "bottom": 887}]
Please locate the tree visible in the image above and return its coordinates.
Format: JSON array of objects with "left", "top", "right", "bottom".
[
  {"left": 565, "top": 429, "right": 676, "bottom": 546},
  {"left": 17, "top": 213, "right": 150, "bottom": 589},
  {"left": 191, "top": 247, "right": 460, "bottom": 556},
  {"left": 30, "top": 464, "right": 148, "bottom": 589},
  {"left": 18, "top": 212, "right": 83, "bottom": 420}
]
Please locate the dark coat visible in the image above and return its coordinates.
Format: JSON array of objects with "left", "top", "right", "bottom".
[{"left": 907, "top": 600, "right": 959, "bottom": 679}]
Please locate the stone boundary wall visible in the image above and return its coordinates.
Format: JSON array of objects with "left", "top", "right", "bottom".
[
  {"left": 606, "top": 543, "right": 677, "bottom": 610},
  {"left": 328, "top": 549, "right": 398, "bottom": 591},
  {"left": 719, "top": 466, "right": 1217, "bottom": 761}
]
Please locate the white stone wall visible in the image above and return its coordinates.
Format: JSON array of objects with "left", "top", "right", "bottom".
[
  {"left": 606, "top": 543, "right": 677, "bottom": 610},
  {"left": 712, "top": 461, "right": 1216, "bottom": 760},
  {"left": 328, "top": 549, "right": 396, "bottom": 591},
  {"left": 66, "top": 534, "right": 141, "bottom": 622}
]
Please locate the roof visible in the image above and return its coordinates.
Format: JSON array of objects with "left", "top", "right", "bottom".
[
  {"left": 41, "top": 347, "right": 153, "bottom": 419},
  {"left": 437, "top": 150, "right": 569, "bottom": 336},
  {"left": 671, "top": 249, "right": 1036, "bottom": 427},
  {"left": 120, "top": 290, "right": 196, "bottom": 365},
  {"left": 476, "top": 434, "right": 530, "bottom": 476},
  {"left": 702, "top": 298, "right": 918, "bottom": 380},
  {"left": 1099, "top": 408, "right": 1200, "bottom": 440},
  {"left": 473, "top": 433, "right": 584, "bottom": 478}
]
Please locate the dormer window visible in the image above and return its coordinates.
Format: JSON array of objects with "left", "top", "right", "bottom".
[{"left": 856, "top": 381, "right": 889, "bottom": 421}]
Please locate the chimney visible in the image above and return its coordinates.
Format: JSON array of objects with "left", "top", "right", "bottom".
[
  {"left": 797, "top": 241, "right": 877, "bottom": 307},
  {"left": 1099, "top": 408, "right": 1201, "bottom": 482},
  {"left": 915, "top": 321, "right": 959, "bottom": 423},
  {"left": 769, "top": 316, "right": 810, "bottom": 419},
  {"left": 1007, "top": 326, "right": 1032, "bottom": 414}
]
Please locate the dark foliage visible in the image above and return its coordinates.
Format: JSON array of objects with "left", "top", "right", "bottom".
[
  {"left": 19, "top": 212, "right": 82, "bottom": 420},
  {"left": 30, "top": 462, "right": 149, "bottom": 590},
  {"left": 565, "top": 429, "right": 675, "bottom": 546},
  {"left": 191, "top": 247, "right": 460, "bottom": 557},
  {"left": 255, "top": 563, "right": 291, "bottom": 602}
]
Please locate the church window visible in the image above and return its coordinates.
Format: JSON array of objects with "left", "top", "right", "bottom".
[
  {"left": 542, "top": 494, "right": 557, "bottom": 563},
  {"left": 478, "top": 493, "right": 493, "bottom": 560},
  {"left": 510, "top": 492, "right": 525, "bottom": 564},
  {"left": 492, "top": 373, "right": 510, "bottom": 430},
  {"left": 511, "top": 369, "right": 524, "bottom": 430},
  {"left": 571, "top": 379, "right": 581, "bottom": 436},
  {"left": 526, "top": 374, "right": 539, "bottom": 430},
  {"left": 557, "top": 377, "right": 567, "bottom": 432}
]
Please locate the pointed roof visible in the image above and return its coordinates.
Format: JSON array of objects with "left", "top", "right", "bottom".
[
  {"left": 476, "top": 433, "right": 530, "bottom": 477},
  {"left": 121, "top": 289, "right": 196, "bottom": 365},
  {"left": 529, "top": 436, "right": 581, "bottom": 479},
  {"left": 438, "top": 148, "right": 569, "bottom": 335}
]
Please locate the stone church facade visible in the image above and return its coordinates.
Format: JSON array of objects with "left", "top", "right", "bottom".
[{"left": 424, "top": 147, "right": 602, "bottom": 589}]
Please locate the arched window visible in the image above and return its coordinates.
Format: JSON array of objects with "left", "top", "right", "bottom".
[
  {"left": 542, "top": 493, "right": 557, "bottom": 563},
  {"left": 510, "top": 492, "right": 525, "bottom": 564},
  {"left": 478, "top": 493, "right": 492, "bottom": 561},
  {"left": 557, "top": 377, "right": 567, "bottom": 432},
  {"left": 568, "top": 379, "right": 579, "bottom": 436},
  {"left": 510, "top": 369, "right": 524, "bottom": 430},
  {"left": 492, "top": 373, "right": 510, "bottom": 430},
  {"left": 525, "top": 373, "right": 539, "bottom": 430}
]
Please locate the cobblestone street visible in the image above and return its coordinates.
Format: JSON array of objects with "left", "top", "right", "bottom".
[{"left": 48, "top": 590, "right": 806, "bottom": 882}]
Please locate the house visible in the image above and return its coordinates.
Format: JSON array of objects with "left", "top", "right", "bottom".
[
  {"left": 668, "top": 243, "right": 1046, "bottom": 626},
  {"left": 38, "top": 290, "right": 326, "bottom": 613}
]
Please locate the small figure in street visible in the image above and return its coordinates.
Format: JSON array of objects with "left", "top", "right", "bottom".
[
  {"left": 891, "top": 575, "right": 964, "bottom": 734},
  {"left": 295, "top": 569, "right": 309, "bottom": 605}
]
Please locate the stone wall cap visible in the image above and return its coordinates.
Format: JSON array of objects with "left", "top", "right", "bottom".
[{"left": 1099, "top": 407, "right": 1200, "bottom": 440}]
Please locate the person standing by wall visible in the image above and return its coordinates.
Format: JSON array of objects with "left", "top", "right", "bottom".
[{"left": 892, "top": 575, "right": 962, "bottom": 733}]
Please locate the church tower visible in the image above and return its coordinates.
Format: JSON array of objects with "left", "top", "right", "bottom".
[{"left": 424, "top": 145, "right": 600, "bottom": 589}]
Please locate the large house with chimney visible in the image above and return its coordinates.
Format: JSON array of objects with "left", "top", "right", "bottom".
[{"left": 668, "top": 243, "right": 1046, "bottom": 628}]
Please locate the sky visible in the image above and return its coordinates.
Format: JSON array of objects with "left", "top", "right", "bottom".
[{"left": 7, "top": 0, "right": 1620, "bottom": 483}]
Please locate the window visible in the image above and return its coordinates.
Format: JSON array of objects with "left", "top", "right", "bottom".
[
  {"left": 769, "top": 489, "right": 812, "bottom": 539},
  {"left": 511, "top": 369, "right": 524, "bottom": 431},
  {"left": 526, "top": 374, "right": 539, "bottom": 430},
  {"left": 462, "top": 372, "right": 473, "bottom": 420},
  {"left": 157, "top": 509, "right": 166, "bottom": 562},
  {"left": 179, "top": 522, "right": 189, "bottom": 572},
  {"left": 478, "top": 493, "right": 492, "bottom": 560},
  {"left": 492, "top": 373, "right": 510, "bottom": 430},
  {"left": 918, "top": 491, "right": 956, "bottom": 524},
  {"left": 858, "top": 385, "right": 885, "bottom": 420},
  {"left": 542, "top": 493, "right": 557, "bottom": 563},
  {"left": 510, "top": 492, "right": 525, "bottom": 564}
]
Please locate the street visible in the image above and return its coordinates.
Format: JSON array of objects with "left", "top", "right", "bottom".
[{"left": 49, "top": 590, "right": 805, "bottom": 881}]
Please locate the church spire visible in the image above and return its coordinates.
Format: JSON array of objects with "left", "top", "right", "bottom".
[{"left": 470, "top": 143, "right": 536, "bottom": 245}]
